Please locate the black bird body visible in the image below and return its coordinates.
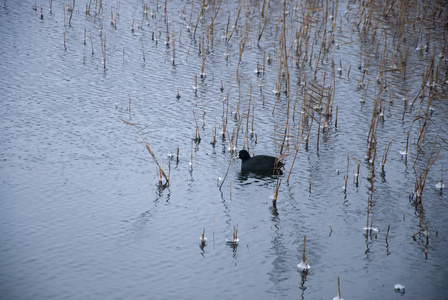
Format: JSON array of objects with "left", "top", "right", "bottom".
[{"left": 237, "top": 150, "right": 284, "bottom": 175}]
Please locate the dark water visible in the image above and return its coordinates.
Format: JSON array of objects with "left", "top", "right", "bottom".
[{"left": 1, "top": 1, "right": 447, "bottom": 299}]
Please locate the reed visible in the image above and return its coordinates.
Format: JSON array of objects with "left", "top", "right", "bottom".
[
  {"left": 232, "top": 225, "right": 238, "bottom": 243},
  {"left": 200, "top": 228, "right": 206, "bottom": 247},
  {"left": 337, "top": 277, "right": 342, "bottom": 300},
  {"left": 344, "top": 155, "right": 349, "bottom": 191},
  {"left": 381, "top": 139, "right": 393, "bottom": 174},
  {"left": 69, "top": 0, "right": 75, "bottom": 27},
  {"left": 120, "top": 118, "right": 169, "bottom": 185},
  {"left": 90, "top": 33, "right": 94, "bottom": 55},
  {"left": 103, "top": 35, "right": 106, "bottom": 69},
  {"left": 172, "top": 25, "right": 176, "bottom": 65},
  {"left": 193, "top": 111, "right": 201, "bottom": 142},
  {"left": 63, "top": 31, "right": 67, "bottom": 51},
  {"left": 140, "top": 37, "right": 145, "bottom": 62},
  {"left": 354, "top": 162, "right": 360, "bottom": 187},
  {"left": 271, "top": 178, "right": 281, "bottom": 209}
]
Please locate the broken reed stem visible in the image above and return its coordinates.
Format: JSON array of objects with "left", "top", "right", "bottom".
[
  {"left": 219, "top": 152, "right": 233, "bottom": 190},
  {"left": 233, "top": 225, "right": 238, "bottom": 242},
  {"left": 355, "top": 162, "right": 360, "bottom": 186},
  {"left": 119, "top": 118, "right": 169, "bottom": 184},
  {"left": 201, "top": 228, "right": 206, "bottom": 246},
  {"left": 385, "top": 224, "right": 390, "bottom": 242},
  {"left": 412, "top": 225, "right": 428, "bottom": 238}
]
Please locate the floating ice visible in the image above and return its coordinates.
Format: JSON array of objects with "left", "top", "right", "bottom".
[
  {"left": 333, "top": 296, "right": 344, "bottom": 300},
  {"left": 226, "top": 238, "right": 239, "bottom": 245},
  {"left": 394, "top": 283, "right": 405, "bottom": 294},
  {"left": 435, "top": 181, "right": 445, "bottom": 189},
  {"left": 297, "top": 260, "right": 310, "bottom": 271},
  {"left": 399, "top": 150, "right": 407, "bottom": 156},
  {"left": 363, "top": 226, "right": 379, "bottom": 232}
]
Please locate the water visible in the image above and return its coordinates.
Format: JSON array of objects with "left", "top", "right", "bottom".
[{"left": 1, "top": 1, "right": 447, "bottom": 299}]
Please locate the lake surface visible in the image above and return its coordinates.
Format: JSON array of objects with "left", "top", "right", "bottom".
[{"left": 1, "top": 0, "right": 447, "bottom": 299}]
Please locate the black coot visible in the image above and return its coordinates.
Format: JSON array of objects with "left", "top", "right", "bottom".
[{"left": 237, "top": 150, "right": 284, "bottom": 175}]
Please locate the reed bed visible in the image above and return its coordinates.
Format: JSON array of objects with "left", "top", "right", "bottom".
[{"left": 49, "top": 0, "right": 447, "bottom": 276}]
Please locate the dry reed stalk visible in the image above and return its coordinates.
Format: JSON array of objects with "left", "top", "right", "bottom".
[
  {"left": 385, "top": 224, "right": 390, "bottom": 242},
  {"left": 193, "top": 111, "right": 201, "bottom": 142},
  {"left": 103, "top": 35, "right": 106, "bottom": 69},
  {"left": 200, "top": 228, "right": 206, "bottom": 247},
  {"left": 354, "top": 162, "right": 360, "bottom": 187},
  {"left": 337, "top": 277, "right": 342, "bottom": 300},
  {"left": 365, "top": 193, "right": 371, "bottom": 230},
  {"left": 334, "top": 106, "right": 338, "bottom": 128},
  {"left": 302, "top": 236, "right": 307, "bottom": 264},
  {"left": 412, "top": 225, "right": 428, "bottom": 239},
  {"left": 286, "top": 123, "right": 304, "bottom": 184},
  {"left": 120, "top": 118, "right": 169, "bottom": 184},
  {"left": 411, "top": 144, "right": 441, "bottom": 205},
  {"left": 315, "top": 113, "right": 321, "bottom": 153},
  {"left": 140, "top": 37, "right": 145, "bottom": 62},
  {"left": 344, "top": 155, "right": 349, "bottom": 191},
  {"left": 227, "top": 3, "right": 242, "bottom": 44},
  {"left": 83, "top": 21, "right": 87, "bottom": 45},
  {"left": 172, "top": 25, "right": 176, "bottom": 65},
  {"left": 63, "top": 31, "right": 67, "bottom": 51},
  {"left": 193, "top": 74, "right": 198, "bottom": 92},
  {"left": 381, "top": 138, "right": 393, "bottom": 173},
  {"left": 190, "top": 139, "right": 193, "bottom": 168},
  {"left": 219, "top": 152, "right": 233, "bottom": 190},
  {"left": 368, "top": 136, "right": 377, "bottom": 180},
  {"left": 200, "top": 54, "right": 206, "bottom": 78},
  {"left": 272, "top": 175, "right": 282, "bottom": 208},
  {"left": 69, "top": 0, "right": 75, "bottom": 27},
  {"left": 90, "top": 33, "right": 94, "bottom": 55},
  {"left": 232, "top": 225, "right": 238, "bottom": 242}
]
